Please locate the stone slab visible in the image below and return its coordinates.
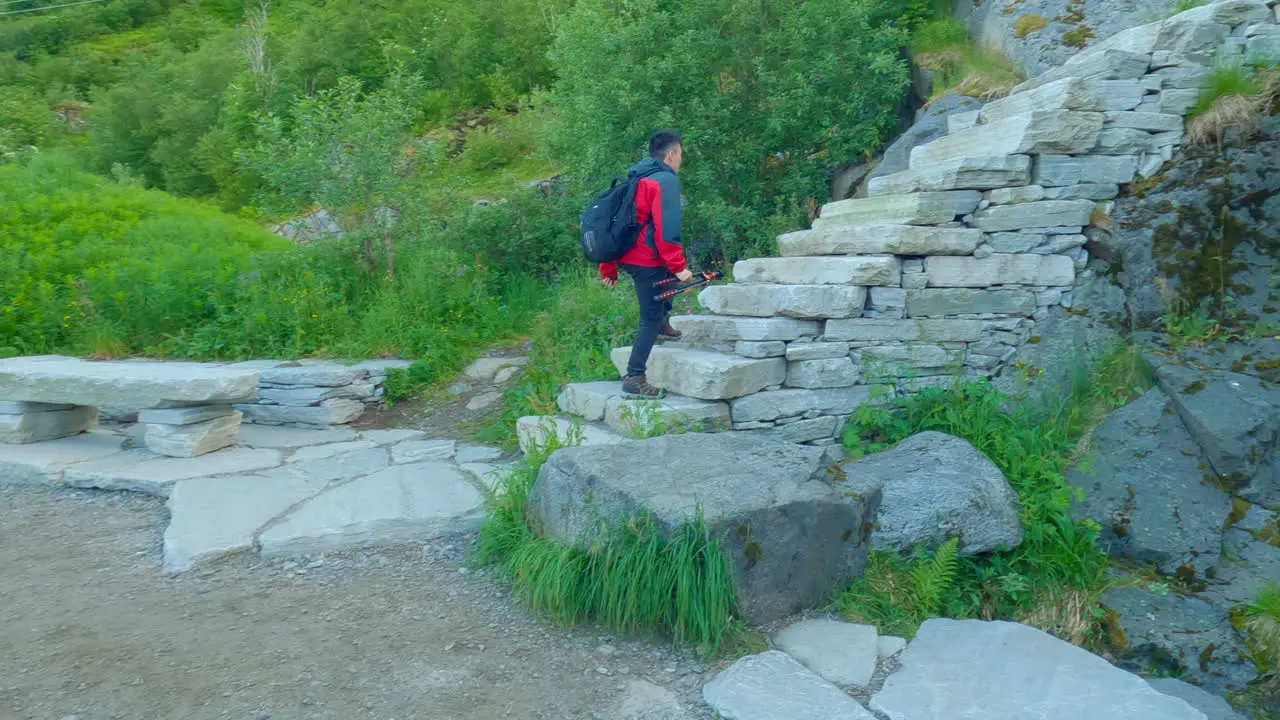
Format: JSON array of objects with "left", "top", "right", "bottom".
[
  {"left": 867, "top": 155, "right": 1031, "bottom": 195},
  {"left": 859, "top": 345, "right": 963, "bottom": 374},
  {"left": 773, "top": 619, "right": 879, "bottom": 688},
  {"left": 463, "top": 357, "right": 529, "bottom": 381},
  {"left": 455, "top": 444, "right": 502, "bottom": 464},
  {"left": 777, "top": 225, "right": 983, "bottom": 257},
  {"left": 63, "top": 447, "right": 284, "bottom": 498},
  {"left": 785, "top": 343, "right": 851, "bottom": 362},
  {"left": 1017, "top": 50, "right": 1151, "bottom": 93},
  {"left": 163, "top": 471, "right": 329, "bottom": 572},
  {"left": 358, "top": 429, "right": 426, "bottom": 446},
  {"left": 1033, "top": 155, "right": 1139, "bottom": 187},
  {"left": 556, "top": 381, "right": 626, "bottom": 421},
  {"left": 389, "top": 439, "right": 457, "bottom": 464},
  {"left": 735, "top": 341, "right": 787, "bottom": 358},
  {"left": 1103, "top": 111, "right": 1184, "bottom": 132},
  {"left": 604, "top": 395, "right": 730, "bottom": 436},
  {"left": 259, "top": 364, "right": 368, "bottom": 387},
  {"left": 276, "top": 447, "right": 390, "bottom": 483},
  {"left": 909, "top": 112, "right": 1104, "bottom": 167},
  {"left": 257, "top": 383, "right": 375, "bottom": 406},
  {"left": 236, "top": 425, "right": 358, "bottom": 448},
  {"left": 0, "top": 400, "right": 73, "bottom": 413},
  {"left": 1147, "top": 678, "right": 1246, "bottom": 720},
  {"left": 667, "top": 316, "right": 821, "bottom": 343},
  {"left": 143, "top": 411, "right": 242, "bottom": 458},
  {"left": 0, "top": 355, "right": 260, "bottom": 408},
  {"left": 699, "top": 284, "right": 867, "bottom": 319},
  {"left": 977, "top": 78, "right": 1103, "bottom": 125},
  {"left": 750, "top": 415, "right": 842, "bottom": 444},
  {"left": 924, "top": 254, "right": 1075, "bottom": 287},
  {"left": 136, "top": 405, "right": 235, "bottom": 426},
  {"left": 609, "top": 347, "right": 786, "bottom": 401},
  {"left": 258, "top": 462, "right": 485, "bottom": 556},
  {"left": 516, "top": 416, "right": 627, "bottom": 456},
  {"left": 814, "top": 192, "right": 982, "bottom": 228},
  {"left": 703, "top": 651, "right": 877, "bottom": 720},
  {"left": 786, "top": 358, "right": 859, "bottom": 389},
  {"left": 733, "top": 257, "right": 902, "bottom": 286},
  {"left": 0, "top": 405, "right": 98, "bottom": 444},
  {"left": 0, "top": 431, "right": 127, "bottom": 485},
  {"left": 967, "top": 200, "right": 1094, "bottom": 232},
  {"left": 824, "top": 319, "right": 983, "bottom": 343},
  {"left": 235, "top": 398, "right": 365, "bottom": 427},
  {"left": 905, "top": 289, "right": 1037, "bottom": 317},
  {"left": 287, "top": 440, "right": 380, "bottom": 463},
  {"left": 729, "top": 386, "right": 886, "bottom": 423},
  {"left": 870, "top": 619, "right": 1206, "bottom": 720}
]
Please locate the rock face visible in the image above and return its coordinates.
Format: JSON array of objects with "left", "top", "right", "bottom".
[
  {"left": 1101, "top": 586, "right": 1257, "bottom": 696},
  {"left": 525, "top": 433, "right": 879, "bottom": 623},
  {"left": 1066, "top": 388, "right": 1232, "bottom": 578},
  {"left": 840, "top": 431, "right": 1022, "bottom": 554},
  {"left": 870, "top": 619, "right": 1208, "bottom": 720}
]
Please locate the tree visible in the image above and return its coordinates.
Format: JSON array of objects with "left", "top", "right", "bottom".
[
  {"left": 239, "top": 63, "right": 428, "bottom": 280},
  {"left": 549, "top": 0, "right": 916, "bottom": 263}
]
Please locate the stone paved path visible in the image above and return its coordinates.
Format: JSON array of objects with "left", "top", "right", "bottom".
[{"left": 1, "top": 422, "right": 517, "bottom": 574}]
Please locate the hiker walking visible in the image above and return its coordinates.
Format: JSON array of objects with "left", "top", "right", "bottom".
[{"left": 592, "top": 130, "right": 692, "bottom": 397}]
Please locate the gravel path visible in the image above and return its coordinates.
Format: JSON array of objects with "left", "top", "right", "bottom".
[{"left": 1, "top": 485, "right": 713, "bottom": 720}]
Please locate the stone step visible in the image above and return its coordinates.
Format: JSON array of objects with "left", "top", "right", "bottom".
[
  {"left": 777, "top": 225, "right": 983, "bottom": 257},
  {"left": 703, "top": 651, "right": 878, "bottom": 720},
  {"left": 908, "top": 111, "right": 1104, "bottom": 168},
  {"left": 554, "top": 381, "right": 731, "bottom": 436},
  {"left": 733, "top": 256, "right": 902, "bottom": 286},
  {"left": 697, "top": 284, "right": 867, "bottom": 319},
  {"left": 668, "top": 315, "right": 821, "bottom": 343},
  {"left": 609, "top": 346, "right": 786, "bottom": 400},
  {"left": 977, "top": 77, "right": 1104, "bottom": 125},
  {"left": 515, "top": 415, "right": 628, "bottom": 456},
  {"left": 866, "top": 155, "right": 1031, "bottom": 196},
  {"left": 813, "top": 191, "right": 981, "bottom": 229}
]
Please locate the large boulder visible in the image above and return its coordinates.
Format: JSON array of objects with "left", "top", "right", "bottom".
[
  {"left": 1101, "top": 585, "right": 1257, "bottom": 696},
  {"left": 525, "top": 433, "right": 880, "bottom": 624},
  {"left": 838, "top": 431, "right": 1023, "bottom": 555},
  {"left": 0, "top": 356, "right": 260, "bottom": 409},
  {"left": 1066, "top": 387, "right": 1232, "bottom": 578},
  {"left": 870, "top": 619, "right": 1208, "bottom": 720}
]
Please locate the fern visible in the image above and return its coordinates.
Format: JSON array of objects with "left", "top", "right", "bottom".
[{"left": 910, "top": 537, "right": 960, "bottom": 616}]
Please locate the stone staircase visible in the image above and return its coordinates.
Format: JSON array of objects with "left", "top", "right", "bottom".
[{"left": 520, "top": 0, "right": 1280, "bottom": 455}]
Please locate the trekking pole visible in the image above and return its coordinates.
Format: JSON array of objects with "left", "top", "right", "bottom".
[{"left": 653, "top": 271, "right": 723, "bottom": 301}]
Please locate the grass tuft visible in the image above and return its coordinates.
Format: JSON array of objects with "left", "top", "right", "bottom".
[
  {"left": 1013, "top": 14, "right": 1049, "bottom": 39},
  {"left": 473, "top": 432, "right": 742, "bottom": 657},
  {"left": 912, "top": 18, "right": 1025, "bottom": 100},
  {"left": 1243, "top": 583, "right": 1280, "bottom": 687}
]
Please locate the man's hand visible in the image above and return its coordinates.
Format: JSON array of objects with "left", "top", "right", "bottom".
[
  {"left": 675, "top": 269, "right": 694, "bottom": 282},
  {"left": 602, "top": 276, "right": 617, "bottom": 288}
]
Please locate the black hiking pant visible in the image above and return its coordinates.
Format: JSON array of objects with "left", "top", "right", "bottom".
[{"left": 621, "top": 264, "right": 674, "bottom": 378}]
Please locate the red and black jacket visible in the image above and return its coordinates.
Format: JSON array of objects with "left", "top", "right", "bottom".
[{"left": 599, "top": 156, "right": 687, "bottom": 279}]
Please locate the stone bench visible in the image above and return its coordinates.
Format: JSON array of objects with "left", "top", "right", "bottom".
[{"left": 0, "top": 356, "right": 260, "bottom": 458}]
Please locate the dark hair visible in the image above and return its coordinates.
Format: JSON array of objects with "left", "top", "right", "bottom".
[{"left": 648, "top": 130, "right": 682, "bottom": 159}]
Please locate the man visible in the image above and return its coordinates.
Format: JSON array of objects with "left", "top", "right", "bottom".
[{"left": 600, "top": 130, "right": 693, "bottom": 397}]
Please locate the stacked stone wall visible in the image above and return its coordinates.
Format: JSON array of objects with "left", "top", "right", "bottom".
[{"left": 642, "top": 0, "right": 1280, "bottom": 446}]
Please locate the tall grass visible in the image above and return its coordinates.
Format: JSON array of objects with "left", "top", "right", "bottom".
[
  {"left": 473, "top": 432, "right": 740, "bottom": 656},
  {"left": 910, "top": 18, "right": 1025, "bottom": 100},
  {"left": 837, "top": 345, "right": 1154, "bottom": 643}
]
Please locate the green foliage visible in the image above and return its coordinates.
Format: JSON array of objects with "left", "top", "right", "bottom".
[
  {"left": 0, "top": 84, "right": 61, "bottom": 155},
  {"left": 1243, "top": 583, "right": 1280, "bottom": 685},
  {"left": 1190, "top": 59, "right": 1263, "bottom": 118},
  {"left": 837, "top": 345, "right": 1155, "bottom": 643},
  {"left": 548, "top": 0, "right": 917, "bottom": 264},
  {"left": 474, "top": 428, "right": 740, "bottom": 656},
  {"left": 241, "top": 65, "right": 428, "bottom": 278},
  {"left": 911, "top": 17, "right": 1024, "bottom": 100}
]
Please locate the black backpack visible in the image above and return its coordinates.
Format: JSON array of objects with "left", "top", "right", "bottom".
[{"left": 579, "top": 167, "right": 659, "bottom": 263}]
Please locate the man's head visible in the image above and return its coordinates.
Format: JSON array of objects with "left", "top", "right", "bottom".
[{"left": 649, "top": 130, "right": 683, "bottom": 173}]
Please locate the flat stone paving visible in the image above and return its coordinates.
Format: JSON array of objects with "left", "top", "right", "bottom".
[{"left": 0, "top": 421, "right": 512, "bottom": 573}]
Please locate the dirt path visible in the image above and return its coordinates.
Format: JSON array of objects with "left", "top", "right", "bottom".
[{"left": 1, "top": 486, "right": 712, "bottom": 720}]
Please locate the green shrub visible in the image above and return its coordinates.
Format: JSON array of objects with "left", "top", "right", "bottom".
[
  {"left": 548, "top": 0, "right": 919, "bottom": 265},
  {"left": 837, "top": 345, "right": 1154, "bottom": 643},
  {"left": 911, "top": 18, "right": 1025, "bottom": 100}
]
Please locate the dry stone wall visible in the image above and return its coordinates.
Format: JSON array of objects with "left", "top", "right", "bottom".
[{"left": 647, "top": 0, "right": 1280, "bottom": 445}]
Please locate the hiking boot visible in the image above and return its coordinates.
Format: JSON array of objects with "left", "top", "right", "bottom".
[
  {"left": 659, "top": 320, "right": 682, "bottom": 340},
  {"left": 622, "top": 373, "right": 662, "bottom": 397}
]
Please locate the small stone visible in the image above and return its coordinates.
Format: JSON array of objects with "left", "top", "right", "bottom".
[
  {"left": 466, "top": 392, "right": 501, "bottom": 411},
  {"left": 462, "top": 357, "right": 529, "bottom": 381},
  {"left": 493, "top": 366, "right": 521, "bottom": 384},
  {"left": 773, "top": 619, "right": 879, "bottom": 688},
  {"left": 391, "top": 439, "right": 456, "bottom": 464},
  {"left": 447, "top": 382, "right": 470, "bottom": 396},
  {"left": 0, "top": 405, "right": 98, "bottom": 444},
  {"left": 877, "top": 635, "right": 907, "bottom": 659}
]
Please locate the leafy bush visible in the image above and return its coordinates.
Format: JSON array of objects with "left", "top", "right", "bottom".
[
  {"left": 837, "top": 346, "right": 1153, "bottom": 643},
  {"left": 547, "top": 0, "right": 918, "bottom": 264}
]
